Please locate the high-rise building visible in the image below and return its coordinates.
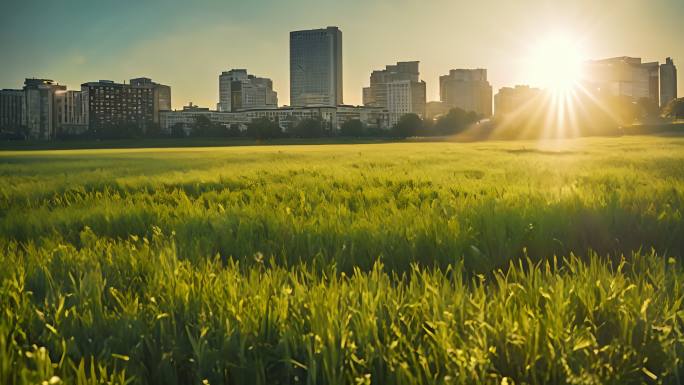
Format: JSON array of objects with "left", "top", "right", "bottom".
[
  {"left": 130, "top": 77, "right": 172, "bottom": 123},
  {"left": 290, "top": 26, "right": 343, "bottom": 107},
  {"left": 0, "top": 89, "right": 25, "bottom": 133},
  {"left": 583, "top": 57, "right": 660, "bottom": 105},
  {"left": 363, "top": 61, "right": 420, "bottom": 108},
  {"left": 218, "top": 69, "right": 278, "bottom": 112},
  {"left": 23, "top": 78, "right": 66, "bottom": 140},
  {"left": 81, "top": 80, "right": 154, "bottom": 131},
  {"left": 660, "top": 57, "right": 678, "bottom": 107},
  {"left": 439, "top": 69, "right": 493, "bottom": 117},
  {"left": 363, "top": 61, "right": 426, "bottom": 126},
  {"left": 494, "top": 85, "right": 542, "bottom": 115},
  {"left": 54, "top": 90, "right": 87, "bottom": 135}
]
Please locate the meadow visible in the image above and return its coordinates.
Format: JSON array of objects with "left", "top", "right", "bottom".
[{"left": 1, "top": 136, "right": 683, "bottom": 384}]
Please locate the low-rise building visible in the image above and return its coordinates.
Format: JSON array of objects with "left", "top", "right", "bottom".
[
  {"left": 494, "top": 85, "right": 542, "bottom": 115},
  {"left": 160, "top": 104, "right": 389, "bottom": 134}
]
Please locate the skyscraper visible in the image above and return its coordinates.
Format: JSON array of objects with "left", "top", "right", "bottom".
[
  {"left": 218, "top": 69, "right": 278, "bottom": 112},
  {"left": 290, "top": 27, "right": 342, "bottom": 107},
  {"left": 660, "top": 57, "right": 678, "bottom": 107},
  {"left": 439, "top": 69, "right": 493, "bottom": 117}
]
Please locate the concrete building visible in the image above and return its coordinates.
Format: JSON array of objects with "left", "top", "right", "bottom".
[
  {"left": 160, "top": 105, "right": 388, "bottom": 134},
  {"left": 660, "top": 57, "right": 678, "bottom": 107},
  {"left": 0, "top": 89, "right": 25, "bottom": 133},
  {"left": 439, "top": 69, "right": 492, "bottom": 117},
  {"left": 583, "top": 57, "right": 660, "bottom": 105},
  {"left": 81, "top": 80, "right": 155, "bottom": 132},
  {"left": 23, "top": 78, "right": 66, "bottom": 140},
  {"left": 54, "top": 90, "right": 88, "bottom": 135},
  {"left": 363, "top": 61, "right": 420, "bottom": 108},
  {"left": 363, "top": 61, "right": 426, "bottom": 126},
  {"left": 494, "top": 85, "right": 542, "bottom": 115},
  {"left": 218, "top": 69, "right": 278, "bottom": 112},
  {"left": 130, "top": 77, "right": 172, "bottom": 123},
  {"left": 290, "top": 27, "right": 343, "bottom": 107},
  {"left": 386, "top": 80, "right": 426, "bottom": 126}
]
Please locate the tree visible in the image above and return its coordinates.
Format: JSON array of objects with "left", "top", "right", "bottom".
[
  {"left": 433, "top": 108, "right": 478, "bottom": 135},
  {"left": 246, "top": 117, "right": 282, "bottom": 140},
  {"left": 392, "top": 113, "right": 422, "bottom": 138},
  {"left": 339, "top": 119, "right": 365, "bottom": 137},
  {"left": 662, "top": 98, "right": 684, "bottom": 119},
  {"left": 291, "top": 118, "right": 325, "bottom": 138},
  {"left": 170, "top": 123, "right": 186, "bottom": 138}
]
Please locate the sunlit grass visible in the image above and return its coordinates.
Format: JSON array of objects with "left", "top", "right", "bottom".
[{"left": 1, "top": 136, "right": 683, "bottom": 384}]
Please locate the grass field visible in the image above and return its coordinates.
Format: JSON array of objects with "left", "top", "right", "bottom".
[{"left": 1, "top": 136, "right": 683, "bottom": 384}]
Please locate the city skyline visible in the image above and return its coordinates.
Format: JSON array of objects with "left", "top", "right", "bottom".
[{"left": 1, "top": 0, "right": 683, "bottom": 110}]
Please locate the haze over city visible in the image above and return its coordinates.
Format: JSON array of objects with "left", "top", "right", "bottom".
[{"left": 1, "top": 0, "right": 683, "bottom": 109}]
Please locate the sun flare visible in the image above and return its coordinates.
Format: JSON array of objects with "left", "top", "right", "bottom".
[{"left": 526, "top": 33, "right": 586, "bottom": 95}]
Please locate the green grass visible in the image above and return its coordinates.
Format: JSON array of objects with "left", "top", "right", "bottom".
[{"left": 1, "top": 136, "right": 683, "bottom": 384}]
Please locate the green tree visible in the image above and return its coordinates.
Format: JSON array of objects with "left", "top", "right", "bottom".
[
  {"left": 246, "top": 117, "right": 282, "bottom": 140},
  {"left": 662, "top": 98, "right": 684, "bottom": 119},
  {"left": 392, "top": 113, "right": 422, "bottom": 138},
  {"left": 434, "top": 108, "right": 478, "bottom": 135},
  {"left": 291, "top": 118, "right": 326, "bottom": 138},
  {"left": 339, "top": 119, "right": 365, "bottom": 137}
]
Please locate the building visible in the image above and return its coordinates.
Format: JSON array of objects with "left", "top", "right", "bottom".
[
  {"left": 54, "top": 90, "right": 87, "bottom": 135},
  {"left": 218, "top": 69, "right": 278, "bottom": 112},
  {"left": 0, "top": 89, "right": 25, "bottom": 133},
  {"left": 130, "top": 77, "right": 172, "bottom": 123},
  {"left": 494, "top": 85, "right": 542, "bottom": 115},
  {"left": 583, "top": 57, "right": 660, "bottom": 105},
  {"left": 23, "top": 78, "right": 66, "bottom": 140},
  {"left": 660, "top": 57, "right": 678, "bottom": 108},
  {"left": 160, "top": 105, "right": 388, "bottom": 134},
  {"left": 363, "top": 61, "right": 426, "bottom": 126},
  {"left": 439, "top": 69, "right": 492, "bottom": 117},
  {"left": 81, "top": 80, "right": 155, "bottom": 132},
  {"left": 290, "top": 26, "right": 343, "bottom": 107},
  {"left": 363, "top": 61, "right": 420, "bottom": 108}
]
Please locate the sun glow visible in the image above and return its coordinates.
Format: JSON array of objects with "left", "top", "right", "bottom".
[{"left": 526, "top": 33, "right": 586, "bottom": 95}]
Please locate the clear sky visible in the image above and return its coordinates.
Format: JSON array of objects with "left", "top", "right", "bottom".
[{"left": 1, "top": 0, "right": 682, "bottom": 109}]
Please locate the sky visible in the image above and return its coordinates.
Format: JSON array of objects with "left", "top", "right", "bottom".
[{"left": 1, "top": 0, "right": 682, "bottom": 110}]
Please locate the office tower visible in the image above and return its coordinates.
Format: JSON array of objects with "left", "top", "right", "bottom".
[
  {"left": 218, "top": 69, "right": 278, "bottom": 112},
  {"left": 81, "top": 80, "right": 154, "bottom": 131},
  {"left": 660, "top": 57, "right": 678, "bottom": 107},
  {"left": 130, "top": 77, "right": 172, "bottom": 123},
  {"left": 363, "top": 61, "right": 420, "bottom": 108},
  {"left": 494, "top": 85, "right": 542, "bottom": 115},
  {"left": 363, "top": 61, "right": 426, "bottom": 126},
  {"left": 54, "top": 90, "right": 87, "bottom": 135},
  {"left": 583, "top": 57, "right": 660, "bottom": 105},
  {"left": 290, "top": 26, "right": 343, "bottom": 106},
  {"left": 0, "top": 89, "right": 25, "bottom": 133},
  {"left": 23, "top": 78, "right": 66, "bottom": 140},
  {"left": 440, "top": 69, "right": 493, "bottom": 117}
]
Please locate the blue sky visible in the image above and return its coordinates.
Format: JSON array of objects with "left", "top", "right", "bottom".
[{"left": 1, "top": 0, "right": 682, "bottom": 108}]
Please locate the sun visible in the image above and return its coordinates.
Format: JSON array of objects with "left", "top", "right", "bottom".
[{"left": 526, "top": 33, "right": 586, "bottom": 94}]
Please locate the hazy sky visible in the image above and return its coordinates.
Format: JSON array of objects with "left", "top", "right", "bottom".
[{"left": 1, "top": 0, "right": 682, "bottom": 109}]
